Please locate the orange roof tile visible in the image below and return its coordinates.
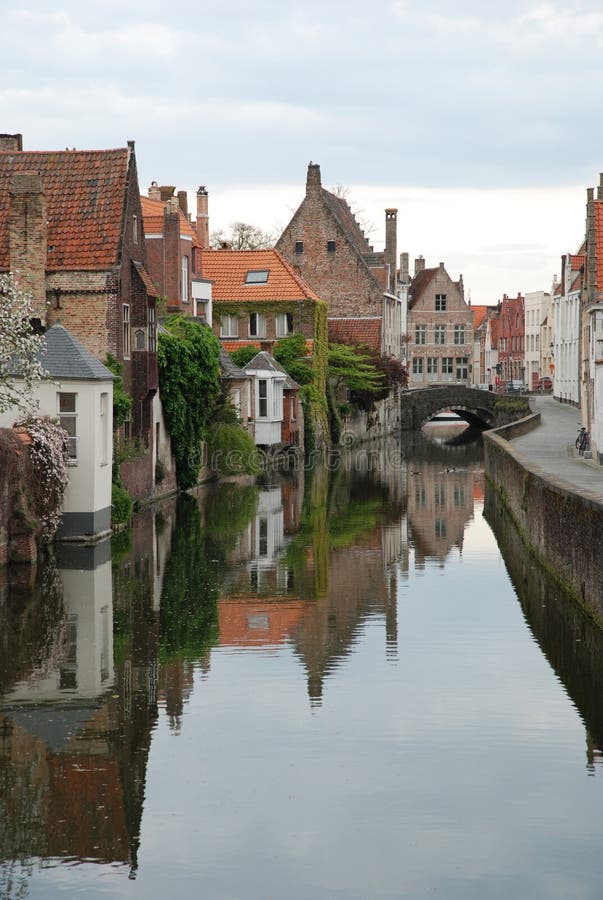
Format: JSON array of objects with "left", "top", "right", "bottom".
[
  {"left": 471, "top": 305, "right": 489, "bottom": 330},
  {"left": 569, "top": 253, "right": 585, "bottom": 272},
  {"left": 201, "top": 249, "right": 320, "bottom": 302},
  {"left": 328, "top": 317, "right": 381, "bottom": 352},
  {"left": 140, "top": 195, "right": 201, "bottom": 246},
  {"left": 221, "top": 339, "right": 261, "bottom": 354},
  {"left": 0, "top": 147, "right": 129, "bottom": 270}
]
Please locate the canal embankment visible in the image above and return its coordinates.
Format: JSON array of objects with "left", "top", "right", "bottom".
[{"left": 484, "top": 395, "right": 603, "bottom": 622}]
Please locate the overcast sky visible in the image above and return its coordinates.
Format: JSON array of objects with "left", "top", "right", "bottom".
[{"left": 3, "top": 0, "right": 602, "bottom": 302}]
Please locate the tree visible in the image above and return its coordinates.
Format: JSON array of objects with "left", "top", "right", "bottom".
[
  {"left": 210, "top": 221, "right": 275, "bottom": 250},
  {"left": 0, "top": 273, "right": 46, "bottom": 415},
  {"left": 328, "top": 343, "right": 385, "bottom": 396}
]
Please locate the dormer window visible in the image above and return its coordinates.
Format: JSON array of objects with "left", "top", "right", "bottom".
[{"left": 245, "top": 270, "right": 269, "bottom": 284}]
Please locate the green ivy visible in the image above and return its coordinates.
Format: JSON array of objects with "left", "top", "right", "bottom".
[
  {"left": 206, "top": 422, "right": 261, "bottom": 475},
  {"left": 158, "top": 316, "right": 222, "bottom": 489},
  {"left": 104, "top": 354, "right": 132, "bottom": 429}
]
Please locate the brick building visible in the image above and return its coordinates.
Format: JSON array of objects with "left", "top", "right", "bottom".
[
  {"left": 406, "top": 260, "right": 473, "bottom": 387},
  {"left": 141, "top": 183, "right": 212, "bottom": 323},
  {"left": 0, "top": 134, "right": 158, "bottom": 498},
  {"left": 492, "top": 293, "right": 525, "bottom": 385},
  {"left": 276, "top": 163, "right": 402, "bottom": 358}
]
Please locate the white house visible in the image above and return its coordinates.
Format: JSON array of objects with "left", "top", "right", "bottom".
[
  {"left": 552, "top": 251, "right": 583, "bottom": 405},
  {"left": 243, "top": 351, "right": 287, "bottom": 447},
  {"left": 0, "top": 324, "right": 114, "bottom": 540}
]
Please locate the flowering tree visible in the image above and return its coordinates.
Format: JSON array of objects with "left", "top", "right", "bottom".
[{"left": 0, "top": 272, "right": 46, "bottom": 414}]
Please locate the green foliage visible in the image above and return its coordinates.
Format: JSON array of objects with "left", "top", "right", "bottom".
[
  {"left": 158, "top": 316, "right": 221, "bottom": 489},
  {"left": 155, "top": 458, "right": 166, "bottom": 484},
  {"left": 328, "top": 343, "right": 385, "bottom": 395},
  {"left": 104, "top": 354, "right": 132, "bottom": 429},
  {"left": 203, "top": 482, "right": 259, "bottom": 561},
  {"left": 230, "top": 345, "right": 259, "bottom": 368},
  {"left": 159, "top": 495, "right": 219, "bottom": 663},
  {"left": 206, "top": 422, "right": 261, "bottom": 475},
  {"left": 273, "top": 334, "right": 313, "bottom": 385},
  {"left": 111, "top": 483, "right": 133, "bottom": 525}
]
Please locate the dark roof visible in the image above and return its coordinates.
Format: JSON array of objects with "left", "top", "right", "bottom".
[
  {"left": 219, "top": 347, "right": 248, "bottom": 380},
  {"left": 0, "top": 147, "right": 130, "bottom": 270},
  {"left": 321, "top": 189, "right": 375, "bottom": 258},
  {"left": 243, "top": 351, "right": 299, "bottom": 388},
  {"left": 132, "top": 260, "right": 158, "bottom": 297},
  {"left": 39, "top": 324, "right": 115, "bottom": 380}
]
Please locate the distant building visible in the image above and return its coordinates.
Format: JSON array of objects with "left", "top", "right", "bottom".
[{"left": 552, "top": 248, "right": 583, "bottom": 405}]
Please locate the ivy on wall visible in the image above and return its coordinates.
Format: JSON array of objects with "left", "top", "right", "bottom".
[{"left": 158, "top": 316, "right": 221, "bottom": 489}]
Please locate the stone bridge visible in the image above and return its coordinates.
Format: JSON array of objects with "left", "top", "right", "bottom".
[{"left": 400, "top": 386, "right": 497, "bottom": 431}]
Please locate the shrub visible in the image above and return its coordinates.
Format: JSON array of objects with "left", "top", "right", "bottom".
[
  {"left": 206, "top": 422, "right": 261, "bottom": 475},
  {"left": 14, "top": 415, "right": 70, "bottom": 541},
  {"left": 112, "top": 483, "right": 133, "bottom": 525}
]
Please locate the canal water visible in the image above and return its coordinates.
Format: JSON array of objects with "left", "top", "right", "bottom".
[{"left": 2, "top": 427, "right": 603, "bottom": 899}]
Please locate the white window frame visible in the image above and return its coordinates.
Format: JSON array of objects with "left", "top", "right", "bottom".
[
  {"left": 434, "top": 325, "right": 446, "bottom": 345},
  {"left": 258, "top": 379, "right": 268, "bottom": 418},
  {"left": 100, "top": 392, "right": 109, "bottom": 466},
  {"left": 454, "top": 325, "right": 466, "bottom": 345},
  {"left": 58, "top": 391, "right": 78, "bottom": 464},
  {"left": 276, "top": 312, "right": 294, "bottom": 338},
  {"left": 220, "top": 314, "right": 239, "bottom": 338},
  {"left": 435, "top": 294, "right": 447, "bottom": 311},
  {"left": 182, "top": 254, "right": 189, "bottom": 303},
  {"left": 249, "top": 312, "right": 266, "bottom": 338},
  {"left": 415, "top": 324, "right": 426, "bottom": 345}
]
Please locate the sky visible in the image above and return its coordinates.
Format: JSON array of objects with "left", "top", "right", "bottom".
[{"left": 2, "top": 0, "right": 602, "bottom": 303}]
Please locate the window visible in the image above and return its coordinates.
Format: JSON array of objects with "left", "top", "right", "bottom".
[
  {"left": 122, "top": 304, "right": 130, "bottom": 358},
  {"left": 276, "top": 312, "right": 294, "bottom": 337},
  {"left": 258, "top": 517, "right": 268, "bottom": 556},
  {"left": 327, "top": 240, "right": 336, "bottom": 253},
  {"left": 435, "top": 519, "right": 447, "bottom": 538},
  {"left": 58, "top": 392, "right": 78, "bottom": 461},
  {"left": 295, "top": 241, "right": 304, "bottom": 254},
  {"left": 182, "top": 255, "right": 189, "bottom": 302},
  {"left": 100, "top": 392, "right": 109, "bottom": 466},
  {"left": 220, "top": 314, "right": 238, "bottom": 337},
  {"left": 249, "top": 312, "right": 266, "bottom": 337},
  {"left": 415, "top": 485, "right": 426, "bottom": 507},
  {"left": 454, "top": 483, "right": 466, "bottom": 507},
  {"left": 148, "top": 305, "right": 156, "bottom": 352},
  {"left": 434, "top": 324, "right": 446, "bottom": 345},
  {"left": 435, "top": 294, "right": 447, "bottom": 311},
  {"left": 258, "top": 379, "right": 268, "bottom": 417},
  {"left": 427, "top": 357, "right": 438, "bottom": 382},
  {"left": 135, "top": 328, "right": 145, "bottom": 350},
  {"left": 412, "top": 357, "right": 424, "bottom": 382},
  {"left": 245, "top": 269, "right": 269, "bottom": 284},
  {"left": 415, "top": 324, "right": 426, "bottom": 345},
  {"left": 132, "top": 214, "right": 138, "bottom": 244},
  {"left": 435, "top": 483, "right": 446, "bottom": 508},
  {"left": 272, "top": 380, "right": 283, "bottom": 419},
  {"left": 441, "top": 357, "right": 453, "bottom": 381},
  {"left": 454, "top": 325, "right": 465, "bottom": 345},
  {"left": 456, "top": 357, "right": 468, "bottom": 381}
]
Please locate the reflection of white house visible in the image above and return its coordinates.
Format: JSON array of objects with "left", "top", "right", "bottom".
[
  {"left": 0, "top": 324, "right": 114, "bottom": 540},
  {"left": 3, "top": 541, "right": 114, "bottom": 703},
  {"left": 243, "top": 352, "right": 287, "bottom": 447}
]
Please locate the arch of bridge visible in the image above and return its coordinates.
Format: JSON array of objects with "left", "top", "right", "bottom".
[{"left": 400, "top": 386, "right": 497, "bottom": 430}]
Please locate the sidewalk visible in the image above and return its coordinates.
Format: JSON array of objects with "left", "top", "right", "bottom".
[{"left": 508, "top": 396, "right": 603, "bottom": 503}]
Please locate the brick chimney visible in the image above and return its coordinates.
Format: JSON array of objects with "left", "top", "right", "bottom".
[
  {"left": 9, "top": 173, "right": 47, "bottom": 318},
  {"left": 384, "top": 208, "right": 397, "bottom": 294},
  {"left": 414, "top": 255, "right": 425, "bottom": 276},
  {"left": 306, "top": 162, "right": 322, "bottom": 197},
  {"left": 177, "top": 190, "right": 188, "bottom": 218},
  {"left": 148, "top": 181, "right": 161, "bottom": 201},
  {"left": 0, "top": 134, "right": 23, "bottom": 152},
  {"left": 164, "top": 202, "right": 180, "bottom": 307},
  {"left": 399, "top": 252, "right": 410, "bottom": 284},
  {"left": 196, "top": 186, "right": 209, "bottom": 249},
  {"left": 160, "top": 185, "right": 175, "bottom": 202}
]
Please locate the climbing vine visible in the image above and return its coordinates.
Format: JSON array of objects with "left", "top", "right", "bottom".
[{"left": 157, "top": 315, "right": 221, "bottom": 489}]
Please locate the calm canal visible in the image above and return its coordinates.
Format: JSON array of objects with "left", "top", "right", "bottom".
[{"left": 2, "top": 427, "right": 603, "bottom": 899}]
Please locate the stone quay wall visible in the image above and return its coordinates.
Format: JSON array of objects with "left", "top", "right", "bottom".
[{"left": 483, "top": 414, "right": 603, "bottom": 622}]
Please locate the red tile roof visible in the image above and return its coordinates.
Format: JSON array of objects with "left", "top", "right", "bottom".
[
  {"left": 221, "top": 339, "right": 261, "bottom": 354},
  {"left": 569, "top": 253, "right": 585, "bottom": 272},
  {"left": 328, "top": 317, "right": 381, "bottom": 352},
  {"left": 471, "top": 305, "right": 489, "bottom": 330},
  {"left": 140, "top": 195, "right": 201, "bottom": 246},
  {"left": 201, "top": 249, "right": 320, "bottom": 302},
  {"left": 0, "top": 147, "right": 130, "bottom": 270}
]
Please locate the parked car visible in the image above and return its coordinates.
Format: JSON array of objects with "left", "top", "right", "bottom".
[
  {"left": 506, "top": 380, "right": 526, "bottom": 393},
  {"left": 536, "top": 376, "right": 553, "bottom": 392}
]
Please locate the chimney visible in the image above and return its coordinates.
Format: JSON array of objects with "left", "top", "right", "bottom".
[
  {"left": 177, "top": 190, "right": 188, "bottom": 217},
  {"left": 0, "top": 133, "right": 23, "bottom": 152},
  {"left": 598, "top": 173, "right": 603, "bottom": 201},
  {"left": 196, "top": 185, "right": 209, "bottom": 250},
  {"left": 414, "top": 255, "right": 425, "bottom": 276},
  {"left": 163, "top": 201, "right": 180, "bottom": 305},
  {"left": 148, "top": 181, "right": 161, "bottom": 201},
  {"left": 306, "top": 162, "right": 322, "bottom": 197},
  {"left": 9, "top": 173, "right": 47, "bottom": 319},
  {"left": 384, "top": 208, "right": 397, "bottom": 294},
  {"left": 399, "top": 252, "right": 409, "bottom": 284},
  {"left": 160, "top": 185, "right": 175, "bottom": 202}
]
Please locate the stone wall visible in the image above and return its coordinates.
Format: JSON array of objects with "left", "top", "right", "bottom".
[
  {"left": 483, "top": 414, "right": 603, "bottom": 621},
  {"left": 0, "top": 429, "right": 41, "bottom": 565},
  {"left": 338, "top": 394, "right": 401, "bottom": 445}
]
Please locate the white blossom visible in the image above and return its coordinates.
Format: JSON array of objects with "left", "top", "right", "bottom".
[{"left": 0, "top": 271, "right": 46, "bottom": 414}]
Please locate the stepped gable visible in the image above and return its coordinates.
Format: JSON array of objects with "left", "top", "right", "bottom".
[
  {"left": 0, "top": 147, "right": 130, "bottom": 270},
  {"left": 408, "top": 267, "right": 438, "bottom": 307},
  {"left": 321, "top": 189, "right": 376, "bottom": 260}
]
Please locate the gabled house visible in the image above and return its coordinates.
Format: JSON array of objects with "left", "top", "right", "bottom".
[
  {"left": 0, "top": 134, "right": 158, "bottom": 499},
  {"left": 141, "top": 183, "right": 213, "bottom": 323},
  {"left": 243, "top": 351, "right": 302, "bottom": 450},
  {"left": 218, "top": 347, "right": 252, "bottom": 428},
  {"left": 406, "top": 259, "right": 473, "bottom": 387},
  {"left": 276, "top": 163, "right": 403, "bottom": 359},
  {"left": 496, "top": 293, "right": 525, "bottom": 385},
  {"left": 0, "top": 324, "right": 114, "bottom": 540},
  {"left": 470, "top": 305, "right": 489, "bottom": 387},
  {"left": 552, "top": 246, "right": 583, "bottom": 405}
]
